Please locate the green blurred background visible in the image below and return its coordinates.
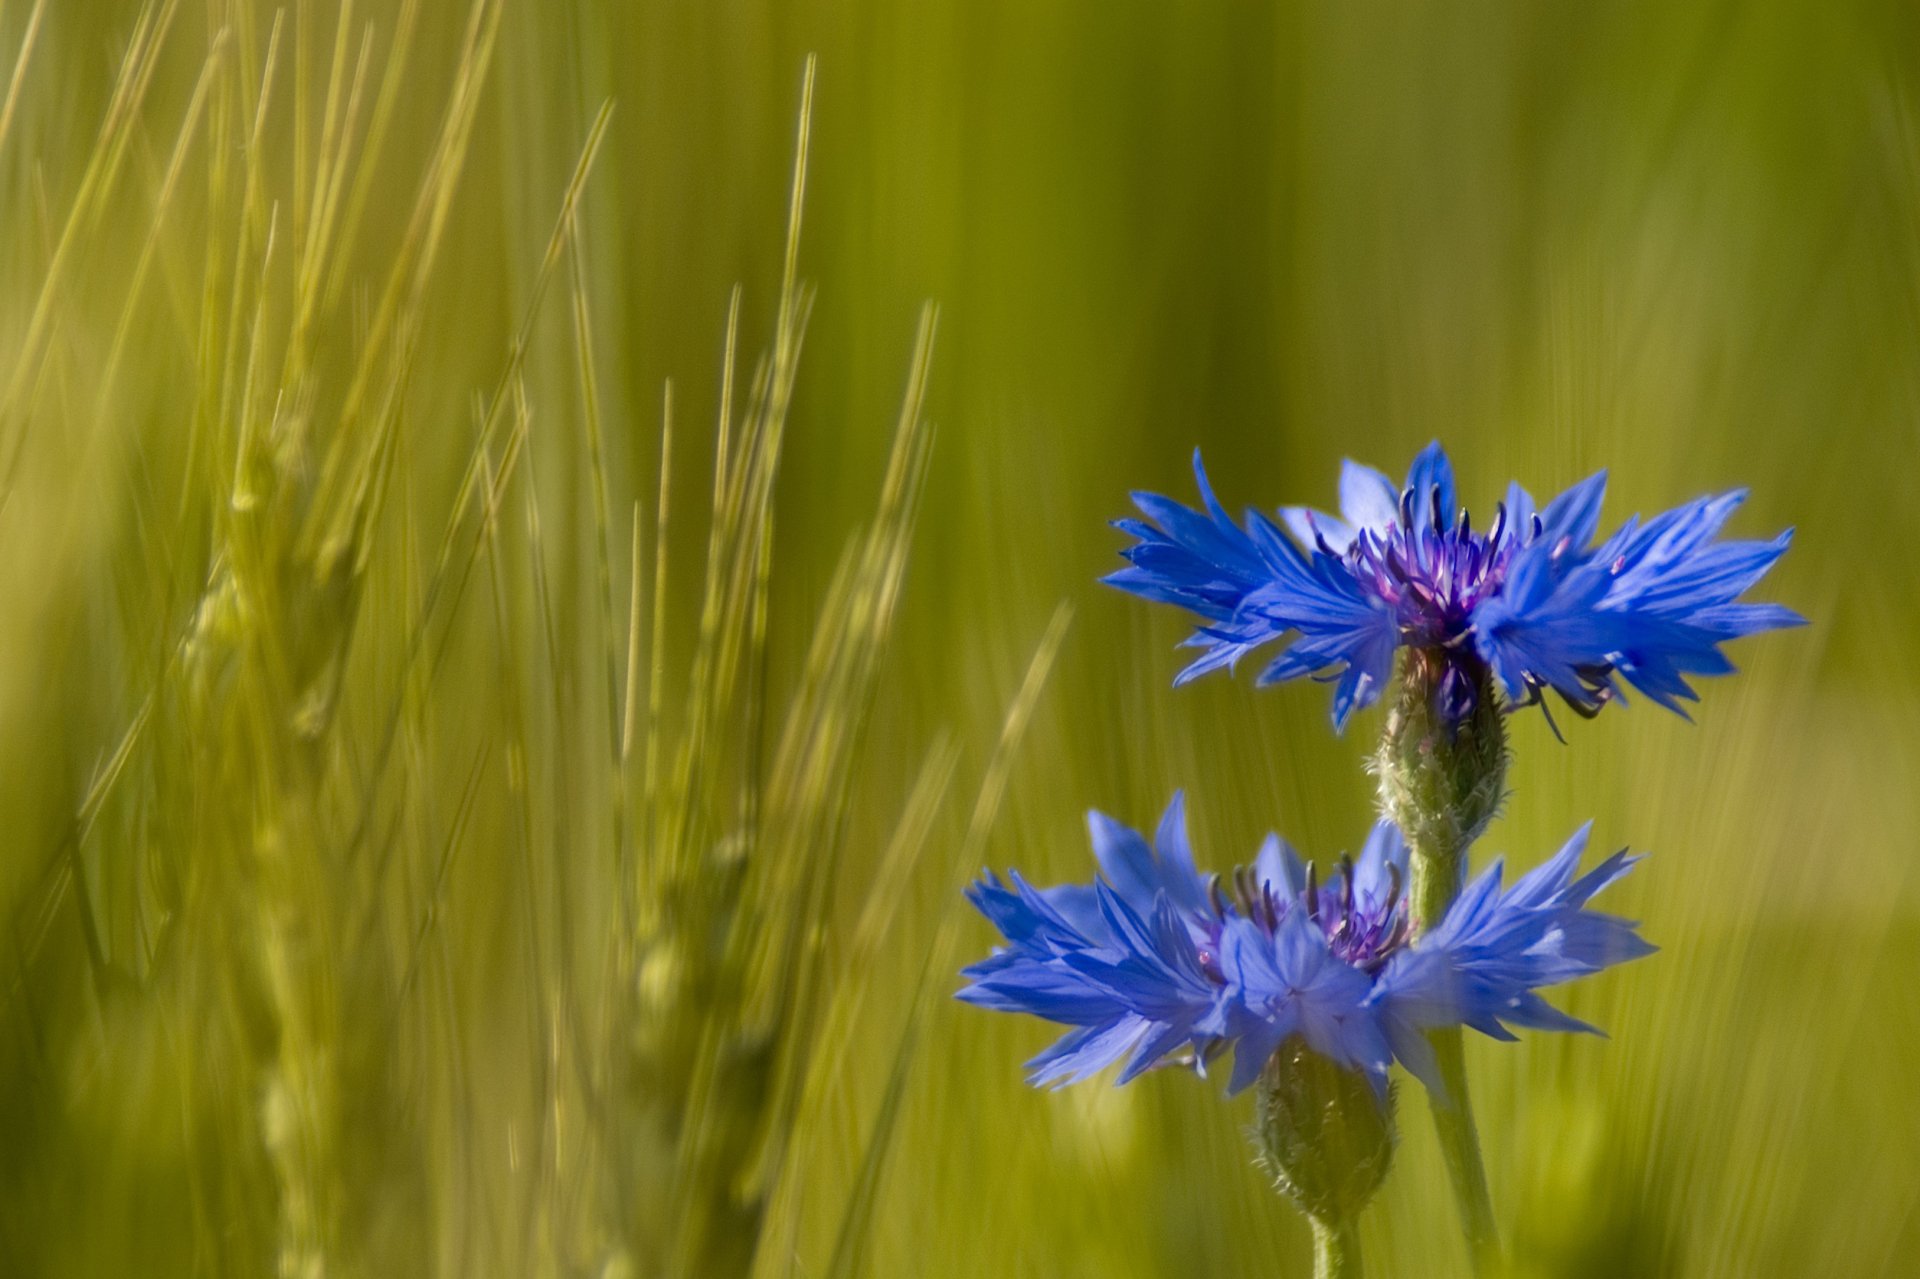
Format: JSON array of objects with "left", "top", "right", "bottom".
[{"left": 1, "top": 1, "right": 1914, "bottom": 1275}]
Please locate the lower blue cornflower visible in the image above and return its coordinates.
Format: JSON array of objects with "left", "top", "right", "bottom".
[{"left": 959, "top": 795, "right": 1654, "bottom": 1094}]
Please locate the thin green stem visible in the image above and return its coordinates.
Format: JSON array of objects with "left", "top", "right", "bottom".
[
  {"left": 1410, "top": 843, "right": 1500, "bottom": 1269},
  {"left": 1311, "top": 1216, "right": 1362, "bottom": 1279},
  {"left": 1425, "top": 1026, "right": 1499, "bottom": 1266},
  {"left": 1406, "top": 839, "right": 1464, "bottom": 934}
]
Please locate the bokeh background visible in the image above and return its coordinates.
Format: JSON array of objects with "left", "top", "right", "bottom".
[{"left": 1, "top": 1, "right": 1914, "bottom": 1276}]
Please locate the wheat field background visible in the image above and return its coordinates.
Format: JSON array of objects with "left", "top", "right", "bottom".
[{"left": 0, "top": 2, "right": 1914, "bottom": 1276}]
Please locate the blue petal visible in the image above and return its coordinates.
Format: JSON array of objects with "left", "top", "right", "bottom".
[
  {"left": 1151, "top": 792, "right": 1210, "bottom": 915},
  {"left": 1349, "top": 820, "right": 1410, "bottom": 906},
  {"left": 1117, "top": 1019, "right": 1203, "bottom": 1084},
  {"left": 1338, "top": 459, "right": 1402, "bottom": 534},
  {"left": 1373, "top": 824, "right": 1653, "bottom": 1068},
  {"left": 1253, "top": 832, "right": 1309, "bottom": 898},
  {"left": 1536, "top": 470, "right": 1609, "bottom": 549},
  {"left": 1476, "top": 481, "right": 1798, "bottom": 716},
  {"left": 1502, "top": 480, "right": 1538, "bottom": 542},
  {"left": 1105, "top": 454, "right": 1399, "bottom": 718},
  {"left": 1087, "top": 811, "right": 1162, "bottom": 912},
  {"left": 1225, "top": 1017, "right": 1290, "bottom": 1095},
  {"left": 960, "top": 964, "right": 1127, "bottom": 1024},
  {"left": 1087, "top": 804, "right": 1210, "bottom": 919},
  {"left": 1281, "top": 505, "right": 1356, "bottom": 554},
  {"left": 1027, "top": 1017, "right": 1152, "bottom": 1088},
  {"left": 1404, "top": 442, "right": 1457, "bottom": 532}
]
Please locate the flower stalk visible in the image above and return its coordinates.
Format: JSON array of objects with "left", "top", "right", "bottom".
[
  {"left": 1377, "top": 652, "right": 1507, "bottom": 1266},
  {"left": 1421, "top": 1027, "right": 1499, "bottom": 1265},
  {"left": 1310, "top": 1218, "right": 1363, "bottom": 1279}
]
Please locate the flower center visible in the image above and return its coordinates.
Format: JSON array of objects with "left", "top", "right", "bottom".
[
  {"left": 1302, "top": 856, "right": 1410, "bottom": 972},
  {"left": 1337, "top": 486, "right": 1533, "bottom": 648},
  {"left": 1196, "top": 856, "right": 1412, "bottom": 979}
]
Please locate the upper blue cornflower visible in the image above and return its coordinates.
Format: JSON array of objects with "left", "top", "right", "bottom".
[
  {"left": 958, "top": 795, "right": 1653, "bottom": 1095},
  {"left": 1105, "top": 442, "right": 1802, "bottom": 730}
]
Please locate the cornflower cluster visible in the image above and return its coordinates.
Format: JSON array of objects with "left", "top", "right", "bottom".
[{"left": 959, "top": 443, "right": 1797, "bottom": 1277}]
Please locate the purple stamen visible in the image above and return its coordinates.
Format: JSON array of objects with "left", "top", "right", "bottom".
[{"left": 1341, "top": 490, "right": 1520, "bottom": 653}]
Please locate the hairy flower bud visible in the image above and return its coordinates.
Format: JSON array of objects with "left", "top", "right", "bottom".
[
  {"left": 1374, "top": 650, "right": 1507, "bottom": 924},
  {"left": 1252, "top": 1038, "right": 1396, "bottom": 1227}
]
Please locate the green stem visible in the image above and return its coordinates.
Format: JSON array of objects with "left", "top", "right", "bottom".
[
  {"left": 1426, "top": 1025, "right": 1499, "bottom": 1266},
  {"left": 1311, "top": 1216, "right": 1362, "bottom": 1279},
  {"left": 1406, "top": 838, "right": 1464, "bottom": 934},
  {"left": 1410, "top": 843, "right": 1500, "bottom": 1269}
]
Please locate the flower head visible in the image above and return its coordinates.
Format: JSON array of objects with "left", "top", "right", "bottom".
[
  {"left": 959, "top": 796, "right": 1654, "bottom": 1093},
  {"left": 1105, "top": 443, "right": 1802, "bottom": 731}
]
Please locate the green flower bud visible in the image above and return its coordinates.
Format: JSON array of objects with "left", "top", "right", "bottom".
[
  {"left": 1373, "top": 650, "right": 1508, "bottom": 926},
  {"left": 1252, "top": 1038, "right": 1396, "bottom": 1227}
]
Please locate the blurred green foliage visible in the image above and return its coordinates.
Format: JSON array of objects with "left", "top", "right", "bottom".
[{"left": 1, "top": 1, "right": 1915, "bottom": 1276}]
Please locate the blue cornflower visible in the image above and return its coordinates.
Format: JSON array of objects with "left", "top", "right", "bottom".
[
  {"left": 959, "top": 796, "right": 1653, "bottom": 1094},
  {"left": 1105, "top": 442, "right": 1802, "bottom": 730}
]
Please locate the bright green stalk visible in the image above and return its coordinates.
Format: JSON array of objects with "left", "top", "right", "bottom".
[
  {"left": 1311, "top": 1217, "right": 1363, "bottom": 1279},
  {"left": 1417, "top": 1022, "right": 1499, "bottom": 1265},
  {"left": 1375, "top": 651, "right": 1508, "bottom": 1268}
]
